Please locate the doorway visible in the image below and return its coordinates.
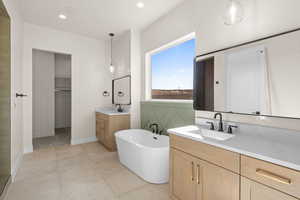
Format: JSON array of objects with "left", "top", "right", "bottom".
[{"left": 32, "top": 49, "right": 72, "bottom": 150}]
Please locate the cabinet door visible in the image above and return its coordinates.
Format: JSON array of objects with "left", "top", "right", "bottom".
[
  {"left": 170, "top": 148, "right": 197, "bottom": 200},
  {"left": 198, "top": 160, "right": 239, "bottom": 200},
  {"left": 96, "top": 118, "right": 105, "bottom": 143},
  {"left": 241, "top": 177, "right": 298, "bottom": 200},
  {"left": 105, "top": 115, "right": 129, "bottom": 150}
]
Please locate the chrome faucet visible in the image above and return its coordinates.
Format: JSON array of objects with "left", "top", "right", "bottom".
[{"left": 214, "top": 113, "right": 224, "bottom": 132}]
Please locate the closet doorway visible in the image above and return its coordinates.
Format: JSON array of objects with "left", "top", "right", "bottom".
[{"left": 32, "top": 49, "right": 72, "bottom": 150}]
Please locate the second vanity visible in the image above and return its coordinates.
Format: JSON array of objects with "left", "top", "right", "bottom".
[
  {"left": 168, "top": 123, "right": 300, "bottom": 200},
  {"left": 96, "top": 108, "right": 130, "bottom": 151}
]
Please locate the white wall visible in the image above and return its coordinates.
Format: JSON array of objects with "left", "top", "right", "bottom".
[
  {"left": 55, "top": 54, "right": 71, "bottom": 78},
  {"left": 2, "top": 0, "right": 24, "bottom": 178},
  {"left": 23, "top": 23, "right": 112, "bottom": 152},
  {"left": 141, "top": 0, "right": 300, "bottom": 130},
  {"left": 32, "top": 50, "right": 55, "bottom": 138},
  {"left": 109, "top": 30, "right": 141, "bottom": 128},
  {"left": 265, "top": 32, "right": 300, "bottom": 118},
  {"left": 111, "top": 31, "right": 131, "bottom": 79},
  {"left": 142, "top": 0, "right": 300, "bottom": 90},
  {"left": 130, "top": 29, "right": 141, "bottom": 128}
]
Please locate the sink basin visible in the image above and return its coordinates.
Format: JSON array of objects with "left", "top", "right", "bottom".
[
  {"left": 168, "top": 126, "right": 235, "bottom": 141},
  {"left": 201, "top": 129, "right": 235, "bottom": 141},
  {"left": 96, "top": 107, "right": 130, "bottom": 115}
]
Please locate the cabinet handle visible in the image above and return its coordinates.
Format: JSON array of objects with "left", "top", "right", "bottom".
[
  {"left": 196, "top": 164, "right": 200, "bottom": 184},
  {"left": 191, "top": 162, "right": 195, "bottom": 181},
  {"left": 256, "top": 169, "right": 291, "bottom": 185}
]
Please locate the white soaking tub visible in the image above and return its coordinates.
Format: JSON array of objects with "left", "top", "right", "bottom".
[{"left": 115, "top": 129, "right": 169, "bottom": 184}]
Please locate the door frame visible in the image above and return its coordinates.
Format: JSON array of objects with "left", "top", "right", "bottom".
[{"left": 30, "top": 48, "right": 73, "bottom": 152}]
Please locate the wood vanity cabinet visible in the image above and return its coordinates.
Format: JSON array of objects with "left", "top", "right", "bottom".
[
  {"left": 170, "top": 135, "right": 240, "bottom": 200},
  {"left": 241, "top": 155, "right": 300, "bottom": 199},
  {"left": 170, "top": 134, "right": 300, "bottom": 200},
  {"left": 96, "top": 112, "right": 130, "bottom": 151},
  {"left": 241, "top": 177, "right": 298, "bottom": 200},
  {"left": 171, "top": 149, "right": 197, "bottom": 200}
]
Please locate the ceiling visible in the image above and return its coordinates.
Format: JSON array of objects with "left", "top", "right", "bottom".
[{"left": 20, "top": 0, "right": 185, "bottom": 39}]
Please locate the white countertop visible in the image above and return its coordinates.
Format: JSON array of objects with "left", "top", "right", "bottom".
[
  {"left": 168, "top": 125, "right": 300, "bottom": 171},
  {"left": 95, "top": 107, "right": 130, "bottom": 116}
]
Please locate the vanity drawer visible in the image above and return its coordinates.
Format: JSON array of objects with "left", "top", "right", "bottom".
[
  {"left": 170, "top": 134, "right": 240, "bottom": 173},
  {"left": 241, "top": 155, "right": 300, "bottom": 198},
  {"left": 96, "top": 112, "right": 108, "bottom": 119}
]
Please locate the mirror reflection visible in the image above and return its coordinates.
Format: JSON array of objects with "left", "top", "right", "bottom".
[
  {"left": 194, "top": 29, "right": 300, "bottom": 119},
  {"left": 112, "top": 75, "right": 131, "bottom": 105}
]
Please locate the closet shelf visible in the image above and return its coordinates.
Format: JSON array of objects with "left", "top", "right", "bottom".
[{"left": 55, "top": 88, "right": 71, "bottom": 92}]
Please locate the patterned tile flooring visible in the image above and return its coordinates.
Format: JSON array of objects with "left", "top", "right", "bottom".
[{"left": 5, "top": 142, "right": 170, "bottom": 200}]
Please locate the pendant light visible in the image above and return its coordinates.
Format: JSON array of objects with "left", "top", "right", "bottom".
[
  {"left": 109, "top": 33, "right": 115, "bottom": 74},
  {"left": 224, "top": 0, "right": 244, "bottom": 25}
]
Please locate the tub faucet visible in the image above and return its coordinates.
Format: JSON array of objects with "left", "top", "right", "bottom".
[{"left": 149, "top": 123, "right": 159, "bottom": 134}]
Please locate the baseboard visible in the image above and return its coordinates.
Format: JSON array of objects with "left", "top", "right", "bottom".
[
  {"left": 11, "top": 152, "right": 23, "bottom": 182},
  {"left": 23, "top": 145, "right": 33, "bottom": 154},
  {"left": 71, "top": 136, "right": 98, "bottom": 145}
]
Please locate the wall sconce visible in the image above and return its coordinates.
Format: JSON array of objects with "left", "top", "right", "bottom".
[
  {"left": 103, "top": 91, "right": 110, "bottom": 97},
  {"left": 118, "top": 91, "right": 125, "bottom": 97}
]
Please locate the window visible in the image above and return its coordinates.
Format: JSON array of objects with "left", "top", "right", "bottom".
[{"left": 146, "top": 34, "right": 196, "bottom": 100}]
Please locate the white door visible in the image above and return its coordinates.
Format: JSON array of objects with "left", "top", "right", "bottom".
[{"left": 225, "top": 46, "right": 268, "bottom": 115}]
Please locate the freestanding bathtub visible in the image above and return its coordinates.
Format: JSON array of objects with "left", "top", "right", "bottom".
[{"left": 115, "top": 129, "right": 169, "bottom": 184}]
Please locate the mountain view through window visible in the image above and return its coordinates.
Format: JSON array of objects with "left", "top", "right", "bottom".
[{"left": 151, "top": 38, "right": 195, "bottom": 100}]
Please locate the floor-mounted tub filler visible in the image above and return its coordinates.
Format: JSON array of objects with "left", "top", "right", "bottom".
[{"left": 115, "top": 129, "right": 169, "bottom": 184}]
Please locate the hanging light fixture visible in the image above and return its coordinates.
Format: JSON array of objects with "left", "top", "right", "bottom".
[
  {"left": 224, "top": 0, "right": 244, "bottom": 25},
  {"left": 109, "top": 33, "right": 115, "bottom": 74}
]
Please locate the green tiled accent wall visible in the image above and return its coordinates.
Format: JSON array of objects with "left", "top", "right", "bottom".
[{"left": 141, "top": 101, "right": 195, "bottom": 134}]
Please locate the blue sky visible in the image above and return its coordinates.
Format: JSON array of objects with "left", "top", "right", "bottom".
[{"left": 151, "top": 38, "right": 195, "bottom": 90}]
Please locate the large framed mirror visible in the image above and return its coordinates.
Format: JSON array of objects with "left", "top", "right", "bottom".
[
  {"left": 194, "top": 28, "right": 300, "bottom": 119},
  {"left": 112, "top": 75, "right": 131, "bottom": 105}
]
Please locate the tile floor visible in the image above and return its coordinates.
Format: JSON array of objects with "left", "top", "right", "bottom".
[
  {"left": 5, "top": 142, "right": 170, "bottom": 200},
  {"left": 33, "top": 128, "right": 71, "bottom": 150}
]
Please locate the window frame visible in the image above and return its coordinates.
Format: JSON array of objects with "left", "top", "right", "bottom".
[{"left": 145, "top": 32, "right": 196, "bottom": 102}]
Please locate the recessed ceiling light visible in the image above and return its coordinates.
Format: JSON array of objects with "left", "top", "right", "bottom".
[
  {"left": 59, "top": 14, "right": 67, "bottom": 20},
  {"left": 136, "top": 2, "right": 145, "bottom": 8}
]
